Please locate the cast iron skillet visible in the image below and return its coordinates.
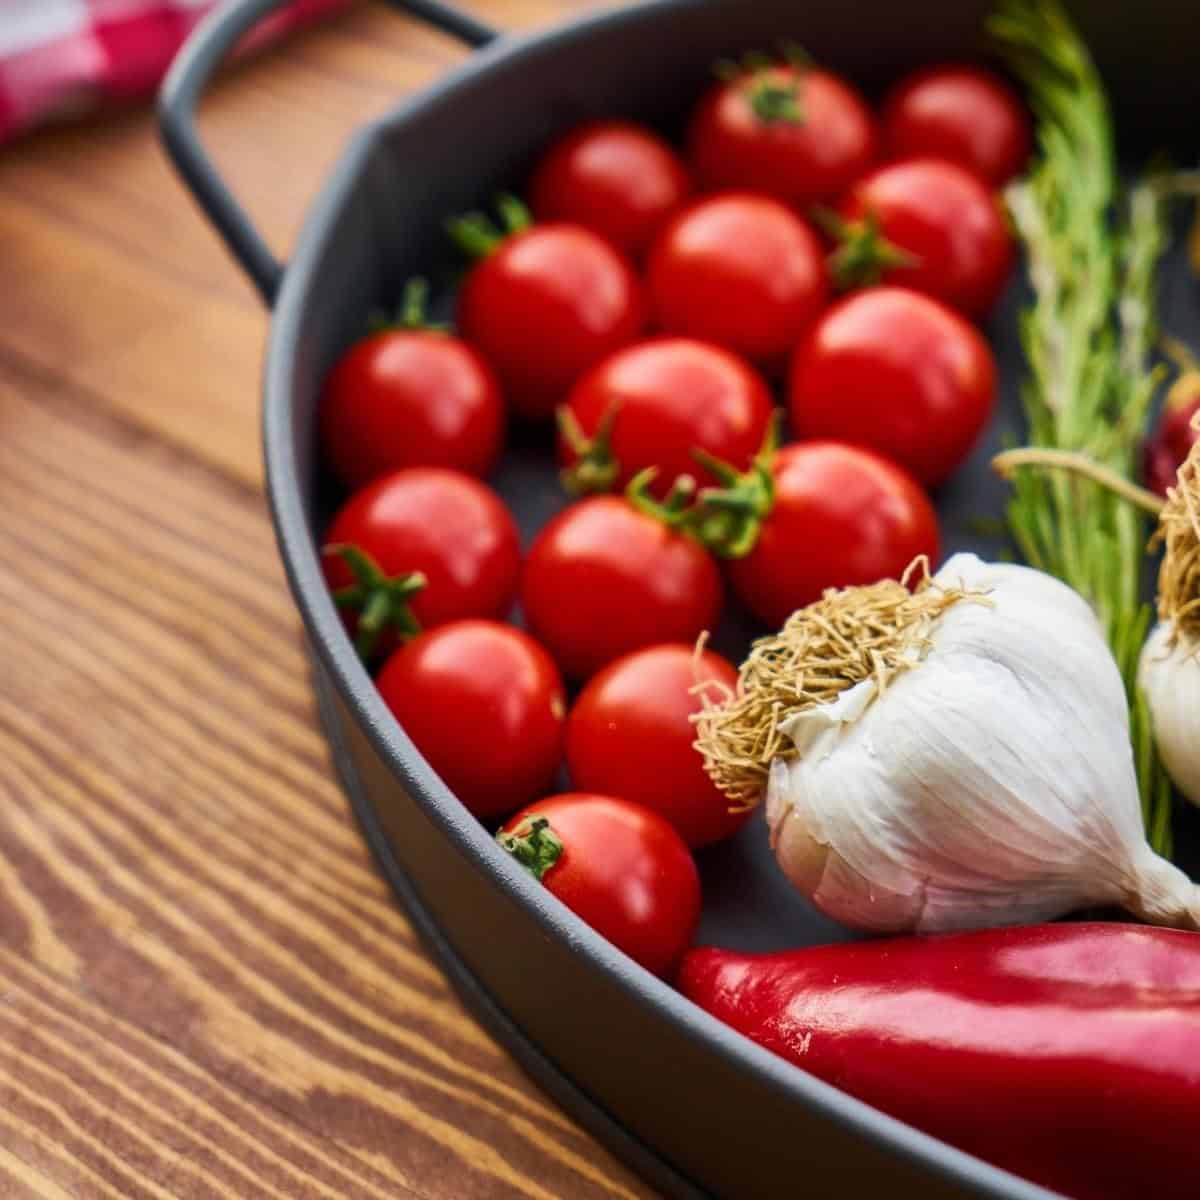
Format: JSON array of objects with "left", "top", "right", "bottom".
[{"left": 160, "top": 2, "right": 1200, "bottom": 1196}]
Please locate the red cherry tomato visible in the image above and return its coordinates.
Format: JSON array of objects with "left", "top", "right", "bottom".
[
  {"left": 647, "top": 193, "right": 829, "bottom": 366},
  {"left": 1145, "top": 398, "right": 1200, "bottom": 497},
  {"left": 567, "top": 645, "right": 747, "bottom": 848},
  {"left": 323, "top": 468, "right": 520, "bottom": 659},
  {"left": 521, "top": 494, "right": 722, "bottom": 679},
  {"left": 728, "top": 442, "right": 941, "bottom": 628},
  {"left": 789, "top": 287, "right": 996, "bottom": 486},
  {"left": 687, "top": 64, "right": 878, "bottom": 208},
  {"left": 835, "top": 159, "right": 1014, "bottom": 319},
  {"left": 558, "top": 337, "right": 774, "bottom": 496},
  {"left": 1145, "top": 403, "right": 1200, "bottom": 496},
  {"left": 320, "top": 315, "right": 504, "bottom": 489},
  {"left": 378, "top": 621, "right": 565, "bottom": 819},
  {"left": 1144, "top": 346, "right": 1200, "bottom": 497},
  {"left": 498, "top": 793, "right": 700, "bottom": 977},
  {"left": 529, "top": 120, "right": 691, "bottom": 261},
  {"left": 881, "top": 64, "right": 1031, "bottom": 187},
  {"left": 456, "top": 222, "right": 644, "bottom": 420}
]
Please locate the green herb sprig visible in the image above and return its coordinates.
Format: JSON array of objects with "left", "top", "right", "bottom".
[{"left": 990, "top": 0, "right": 1174, "bottom": 855}]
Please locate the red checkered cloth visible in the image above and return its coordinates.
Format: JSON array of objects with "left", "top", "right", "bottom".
[{"left": 0, "top": 0, "right": 349, "bottom": 144}]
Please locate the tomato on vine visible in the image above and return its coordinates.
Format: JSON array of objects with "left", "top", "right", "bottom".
[
  {"left": 687, "top": 421, "right": 940, "bottom": 627},
  {"left": 323, "top": 468, "right": 520, "bottom": 660},
  {"left": 529, "top": 120, "right": 691, "bottom": 260},
  {"left": 687, "top": 54, "right": 878, "bottom": 208},
  {"left": 1144, "top": 337, "right": 1200, "bottom": 497},
  {"left": 521, "top": 476, "right": 722, "bottom": 679},
  {"left": 789, "top": 287, "right": 996, "bottom": 486},
  {"left": 647, "top": 193, "right": 829, "bottom": 366},
  {"left": 567, "top": 644, "right": 748, "bottom": 848},
  {"left": 450, "top": 196, "right": 644, "bottom": 420},
  {"left": 881, "top": 64, "right": 1031, "bottom": 187},
  {"left": 320, "top": 279, "right": 504, "bottom": 488},
  {"left": 498, "top": 793, "right": 700, "bottom": 977},
  {"left": 827, "top": 159, "right": 1014, "bottom": 319},
  {"left": 557, "top": 337, "right": 773, "bottom": 497},
  {"left": 378, "top": 621, "right": 566, "bottom": 819}
]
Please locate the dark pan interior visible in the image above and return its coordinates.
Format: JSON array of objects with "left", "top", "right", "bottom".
[{"left": 263, "top": 1, "right": 1200, "bottom": 1196}]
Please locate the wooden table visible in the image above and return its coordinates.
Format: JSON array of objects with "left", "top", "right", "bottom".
[{"left": 0, "top": 3, "right": 658, "bottom": 1196}]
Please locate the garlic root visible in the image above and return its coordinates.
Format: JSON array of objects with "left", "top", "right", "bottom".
[
  {"left": 1153, "top": 424, "right": 1200, "bottom": 642},
  {"left": 694, "top": 559, "right": 981, "bottom": 811}
]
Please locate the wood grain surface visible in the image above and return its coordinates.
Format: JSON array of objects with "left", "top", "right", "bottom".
[{"left": 0, "top": 2, "right": 658, "bottom": 1197}]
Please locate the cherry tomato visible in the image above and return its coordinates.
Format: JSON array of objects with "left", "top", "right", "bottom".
[
  {"left": 558, "top": 337, "right": 773, "bottom": 496},
  {"left": 529, "top": 120, "right": 691, "bottom": 261},
  {"left": 789, "top": 287, "right": 996, "bottom": 486},
  {"left": 834, "top": 159, "right": 1014, "bottom": 319},
  {"left": 454, "top": 207, "right": 644, "bottom": 420},
  {"left": 881, "top": 64, "right": 1031, "bottom": 187},
  {"left": 1145, "top": 397, "right": 1200, "bottom": 497},
  {"left": 378, "top": 621, "right": 566, "bottom": 819},
  {"left": 567, "top": 645, "right": 747, "bottom": 848},
  {"left": 727, "top": 441, "right": 941, "bottom": 628},
  {"left": 323, "top": 468, "right": 520, "bottom": 659},
  {"left": 498, "top": 793, "right": 700, "bottom": 977},
  {"left": 320, "top": 285, "right": 504, "bottom": 488},
  {"left": 521, "top": 493, "right": 722, "bottom": 679},
  {"left": 687, "top": 63, "right": 878, "bottom": 208},
  {"left": 646, "top": 194, "right": 829, "bottom": 366},
  {"left": 1144, "top": 343, "right": 1200, "bottom": 497}
]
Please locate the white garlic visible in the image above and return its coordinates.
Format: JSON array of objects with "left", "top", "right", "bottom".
[
  {"left": 701, "top": 552, "right": 1200, "bottom": 935},
  {"left": 1139, "top": 624, "right": 1200, "bottom": 804},
  {"left": 1137, "top": 435, "right": 1200, "bottom": 805}
]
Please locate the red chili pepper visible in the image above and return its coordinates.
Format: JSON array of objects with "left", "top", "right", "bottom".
[{"left": 679, "top": 924, "right": 1200, "bottom": 1200}]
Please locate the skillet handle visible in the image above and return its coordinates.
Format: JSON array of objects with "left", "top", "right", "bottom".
[{"left": 158, "top": 0, "right": 498, "bottom": 306}]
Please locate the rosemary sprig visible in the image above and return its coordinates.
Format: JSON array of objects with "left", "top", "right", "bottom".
[{"left": 990, "top": 0, "right": 1174, "bottom": 856}]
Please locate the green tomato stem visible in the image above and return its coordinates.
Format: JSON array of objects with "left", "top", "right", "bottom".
[
  {"left": 324, "top": 543, "right": 425, "bottom": 662},
  {"left": 446, "top": 194, "right": 533, "bottom": 260},
  {"left": 497, "top": 817, "right": 563, "bottom": 882},
  {"left": 558, "top": 402, "right": 621, "bottom": 497}
]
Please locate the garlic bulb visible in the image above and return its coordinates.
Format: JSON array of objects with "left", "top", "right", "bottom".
[
  {"left": 696, "top": 553, "right": 1200, "bottom": 935},
  {"left": 1138, "top": 431, "right": 1200, "bottom": 804},
  {"left": 1139, "top": 624, "right": 1200, "bottom": 803}
]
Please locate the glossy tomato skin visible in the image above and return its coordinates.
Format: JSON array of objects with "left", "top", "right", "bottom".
[
  {"left": 521, "top": 497, "right": 722, "bottom": 679},
  {"left": 529, "top": 120, "right": 691, "bottom": 260},
  {"left": 456, "top": 225, "right": 644, "bottom": 420},
  {"left": 881, "top": 64, "right": 1031, "bottom": 187},
  {"left": 647, "top": 194, "right": 829, "bottom": 366},
  {"left": 1144, "top": 395, "right": 1200, "bottom": 496},
  {"left": 730, "top": 442, "right": 940, "bottom": 628},
  {"left": 378, "top": 621, "right": 566, "bottom": 819},
  {"left": 839, "top": 159, "right": 1014, "bottom": 319},
  {"left": 687, "top": 66, "right": 878, "bottom": 208},
  {"left": 320, "top": 329, "right": 504, "bottom": 489},
  {"left": 558, "top": 337, "right": 773, "bottom": 494},
  {"left": 323, "top": 468, "right": 520, "bottom": 636},
  {"left": 789, "top": 287, "right": 996, "bottom": 487},
  {"left": 500, "top": 793, "right": 700, "bottom": 977},
  {"left": 567, "top": 645, "right": 747, "bottom": 848}
]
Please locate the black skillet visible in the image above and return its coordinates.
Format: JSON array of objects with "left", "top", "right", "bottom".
[{"left": 160, "top": 2, "right": 1200, "bottom": 1195}]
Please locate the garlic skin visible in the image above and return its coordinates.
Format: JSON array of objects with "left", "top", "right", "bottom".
[
  {"left": 1139, "top": 623, "right": 1200, "bottom": 805},
  {"left": 765, "top": 553, "right": 1200, "bottom": 934}
]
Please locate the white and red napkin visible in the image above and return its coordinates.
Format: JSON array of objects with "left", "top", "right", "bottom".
[{"left": 0, "top": 0, "right": 348, "bottom": 144}]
